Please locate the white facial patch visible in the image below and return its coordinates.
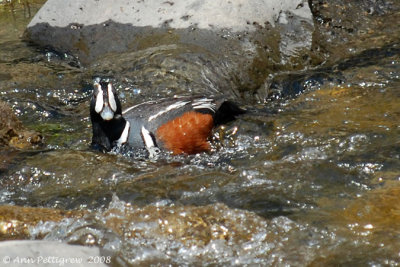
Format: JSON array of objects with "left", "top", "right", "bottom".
[
  {"left": 94, "top": 83, "right": 104, "bottom": 114},
  {"left": 148, "top": 101, "right": 190, "bottom": 121},
  {"left": 107, "top": 83, "right": 117, "bottom": 112},
  {"left": 116, "top": 121, "right": 130, "bottom": 146}
]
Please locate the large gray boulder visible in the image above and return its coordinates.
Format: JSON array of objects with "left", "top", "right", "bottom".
[
  {"left": 28, "top": 0, "right": 310, "bottom": 31},
  {"left": 26, "top": 0, "right": 313, "bottom": 93}
]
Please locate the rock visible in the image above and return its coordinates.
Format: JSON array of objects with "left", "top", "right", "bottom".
[
  {"left": 0, "top": 101, "right": 42, "bottom": 149},
  {"left": 25, "top": 0, "right": 313, "bottom": 92},
  {"left": 0, "top": 240, "right": 107, "bottom": 267}
]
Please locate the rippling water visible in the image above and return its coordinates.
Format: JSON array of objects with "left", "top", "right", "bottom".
[{"left": 1, "top": 1, "right": 400, "bottom": 266}]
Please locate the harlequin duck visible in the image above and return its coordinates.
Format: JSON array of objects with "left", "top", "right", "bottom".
[{"left": 90, "top": 81, "right": 245, "bottom": 156}]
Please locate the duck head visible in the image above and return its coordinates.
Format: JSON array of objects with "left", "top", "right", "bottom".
[
  {"left": 90, "top": 81, "right": 126, "bottom": 151},
  {"left": 91, "top": 81, "right": 122, "bottom": 121}
]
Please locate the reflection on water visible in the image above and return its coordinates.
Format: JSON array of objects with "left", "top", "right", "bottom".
[{"left": 0, "top": 1, "right": 400, "bottom": 266}]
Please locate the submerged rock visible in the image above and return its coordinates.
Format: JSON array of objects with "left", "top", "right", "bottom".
[
  {"left": 0, "top": 101, "right": 42, "bottom": 149},
  {"left": 0, "top": 205, "right": 84, "bottom": 240}
]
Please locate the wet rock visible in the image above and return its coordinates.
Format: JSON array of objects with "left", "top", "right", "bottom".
[
  {"left": 340, "top": 184, "right": 400, "bottom": 232},
  {"left": 309, "top": 0, "right": 400, "bottom": 65},
  {"left": 0, "top": 240, "right": 106, "bottom": 267},
  {"left": 0, "top": 205, "right": 85, "bottom": 240},
  {"left": 306, "top": 182, "right": 400, "bottom": 266},
  {"left": 25, "top": 0, "right": 313, "bottom": 92},
  {"left": 0, "top": 101, "right": 42, "bottom": 149},
  {"left": 256, "top": 0, "right": 400, "bottom": 100}
]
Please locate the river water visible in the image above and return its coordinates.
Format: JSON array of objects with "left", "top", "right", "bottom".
[{"left": 0, "top": 1, "right": 399, "bottom": 266}]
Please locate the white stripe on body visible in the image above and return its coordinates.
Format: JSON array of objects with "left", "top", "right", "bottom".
[
  {"left": 122, "top": 96, "right": 185, "bottom": 115},
  {"left": 122, "top": 97, "right": 216, "bottom": 121},
  {"left": 147, "top": 101, "right": 190, "bottom": 122},
  {"left": 141, "top": 126, "right": 155, "bottom": 148},
  {"left": 123, "top": 100, "right": 157, "bottom": 115},
  {"left": 191, "top": 98, "right": 216, "bottom": 112},
  {"left": 141, "top": 126, "right": 160, "bottom": 158},
  {"left": 116, "top": 121, "right": 130, "bottom": 146}
]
